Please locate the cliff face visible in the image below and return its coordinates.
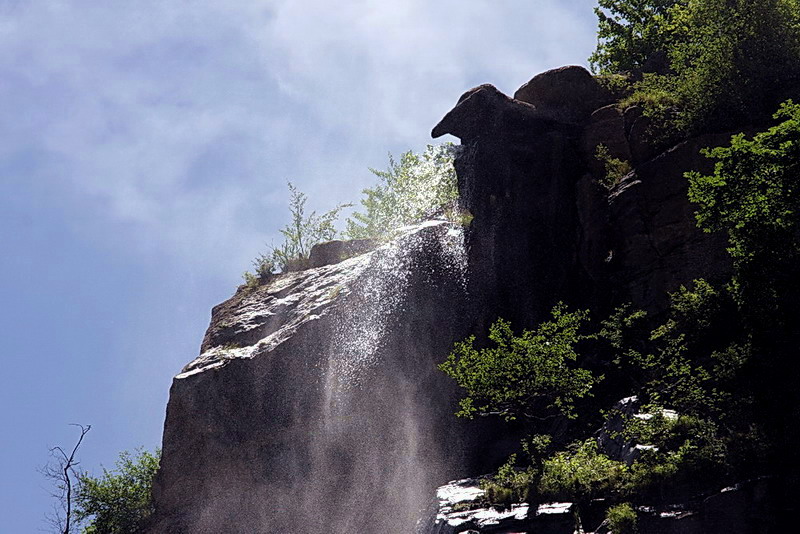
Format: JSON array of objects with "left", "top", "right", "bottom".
[
  {"left": 150, "top": 66, "right": 736, "bottom": 533},
  {"left": 149, "top": 222, "right": 511, "bottom": 533}
]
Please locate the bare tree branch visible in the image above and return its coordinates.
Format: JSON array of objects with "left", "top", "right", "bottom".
[{"left": 41, "top": 424, "right": 91, "bottom": 534}]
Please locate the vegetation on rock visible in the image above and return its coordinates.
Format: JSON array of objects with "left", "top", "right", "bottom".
[
  {"left": 242, "top": 144, "right": 458, "bottom": 286},
  {"left": 74, "top": 448, "right": 160, "bottom": 534},
  {"left": 593, "top": 0, "right": 800, "bottom": 136},
  {"left": 346, "top": 143, "right": 458, "bottom": 239}
]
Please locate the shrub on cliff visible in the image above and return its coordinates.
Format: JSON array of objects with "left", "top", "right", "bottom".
[
  {"left": 439, "top": 304, "right": 600, "bottom": 426},
  {"left": 688, "top": 101, "right": 800, "bottom": 324},
  {"left": 345, "top": 143, "right": 458, "bottom": 239},
  {"left": 74, "top": 448, "right": 160, "bottom": 534},
  {"left": 243, "top": 182, "right": 349, "bottom": 283}
]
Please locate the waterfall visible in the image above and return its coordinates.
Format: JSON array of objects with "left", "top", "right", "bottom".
[
  {"left": 293, "top": 219, "right": 469, "bottom": 533},
  {"left": 155, "top": 218, "right": 474, "bottom": 534}
]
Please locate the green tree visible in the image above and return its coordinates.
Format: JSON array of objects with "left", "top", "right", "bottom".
[
  {"left": 688, "top": 101, "right": 800, "bottom": 321},
  {"left": 345, "top": 144, "right": 458, "bottom": 239},
  {"left": 665, "top": 0, "right": 800, "bottom": 131},
  {"left": 439, "top": 304, "right": 600, "bottom": 424},
  {"left": 611, "top": 0, "right": 800, "bottom": 135},
  {"left": 74, "top": 449, "right": 160, "bottom": 534},
  {"left": 590, "top": 0, "right": 683, "bottom": 74}
]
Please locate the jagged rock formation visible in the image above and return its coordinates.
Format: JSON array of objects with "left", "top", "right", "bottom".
[
  {"left": 432, "top": 65, "right": 731, "bottom": 327},
  {"left": 150, "top": 65, "right": 746, "bottom": 533}
]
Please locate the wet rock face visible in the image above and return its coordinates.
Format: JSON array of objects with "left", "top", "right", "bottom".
[{"left": 150, "top": 222, "right": 498, "bottom": 534}]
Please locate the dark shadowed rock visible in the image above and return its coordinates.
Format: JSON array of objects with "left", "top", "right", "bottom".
[
  {"left": 606, "top": 133, "right": 733, "bottom": 313},
  {"left": 582, "top": 104, "right": 632, "bottom": 176},
  {"left": 434, "top": 83, "right": 586, "bottom": 331},
  {"left": 431, "top": 84, "right": 554, "bottom": 140},
  {"left": 514, "top": 65, "right": 613, "bottom": 123},
  {"left": 626, "top": 109, "right": 660, "bottom": 165}
]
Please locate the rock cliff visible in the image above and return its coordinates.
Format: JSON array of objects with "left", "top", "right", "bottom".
[
  {"left": 149, "top": 222, "right": 511, "bottom": 533},
  {"left": 149, "top": 65, "right": 742, "bottom": 533}
]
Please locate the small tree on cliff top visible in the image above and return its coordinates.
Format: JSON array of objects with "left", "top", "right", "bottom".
[{"left": 345, "top": 143, "right": 458, "bottom": 239}]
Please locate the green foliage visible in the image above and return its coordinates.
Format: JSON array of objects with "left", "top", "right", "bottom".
[
  {"left": 590, "top": 0, "right": 683, "bottom": 74},
  {"left": 346, "top": 144, "right": 458, "bottom": 239},
  {"left": 688, "top": 101, "right": 800, "bottom": 320},
  {"left": 243, "top": 182, "right": 349, "bottom": 284},
  {"left": 630, "top": 0, "right": 799, "bottom": 134},
  {"left": 75, "top": 448, "right": 160, "bottom": 534},
  {"left": 593, "top": 0, "right": 800, "bottom": 135},
  {"left": 270, "top": 182, "right": 349, "bottom": 271},
  {"left": 667, "top": 0, "right": 800, "bottom": 131},
  {"left": 595, "top": 144, "right": 633, "bottom": 189},
  {"left": 595, "top": 73, "right": 636, "bottom": 100},
  {"left": 624, "top": 414, "right": 728, "bottom": 497},
  {"left": 606, "top": 502, "right": 638, "bottom": 534},
  {"left": 538, "top": 439, "right": 628, "bottom": 503},
  {"left": 480, "top": 454, "right": 537, "bottom": 506},
  {"left": 439, "top": 304, "right": 600, "bottom": 423}
]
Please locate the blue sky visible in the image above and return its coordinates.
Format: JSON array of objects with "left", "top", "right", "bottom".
[{"left": 0, "top": 1, "right": 597, "bottom": 530}]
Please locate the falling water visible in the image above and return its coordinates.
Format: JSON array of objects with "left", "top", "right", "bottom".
[
  {"left": 156, "top": 220, "right": 475, "bottom": 534},
  {"left": 292, "top": 219, "right": 470, "bottom": 533}
]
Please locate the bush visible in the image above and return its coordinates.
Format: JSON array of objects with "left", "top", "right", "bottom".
[
  {"left": 538, "top": 440, "right": 628, "bottom": 503},
  {"left": 480, "top": 454, "right": 537, "bottom": 507},
  {"left": 606, "top": 502, "right": 638, "bottom": 534},
  {"left": 345, "top": 144, "right": 457, "bottom": 239},
  {"left": 439, "top": 304, "right": 600, "bottom": 424},
  {"left": 595, "top": 144, "right": 632, "bottom": 189},
  {"left": 75, "top": 448, "right": 160, "bottom": 534},
  {"left": 243, "top": 182, "right": 348, "bottom": 285}
]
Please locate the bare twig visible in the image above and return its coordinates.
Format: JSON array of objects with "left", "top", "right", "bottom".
[{"left": 42, "top": 424, "right": 91, "bottom": 534}]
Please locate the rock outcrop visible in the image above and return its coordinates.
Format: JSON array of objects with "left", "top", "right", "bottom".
[
  {"left": 150, "top": 222, "right": 504, "bottom": 533},
  {"left": 422, "top": 479, "right": 576, "bottom": 534},
  {"left": 434, "top": 65, "right": 732, "bottom": 322}
]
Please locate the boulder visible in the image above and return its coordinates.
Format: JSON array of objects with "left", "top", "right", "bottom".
[
  {"left": 514, "top": 65, "right": 613, "bottom": 123},
  {"left": 308, "top": 238, "right": 377, "bottom": 268}
]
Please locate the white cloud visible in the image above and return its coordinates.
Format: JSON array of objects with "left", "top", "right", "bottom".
[{"left": 0, "top": 0, "right": 597, "bottom": 277}]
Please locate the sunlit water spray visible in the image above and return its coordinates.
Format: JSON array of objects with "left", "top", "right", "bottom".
[{"left": 296, "top": 218, "right": 469, "bottom": 533}]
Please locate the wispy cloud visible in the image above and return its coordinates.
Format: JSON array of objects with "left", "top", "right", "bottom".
[{"left": 0, "top": 0, "right": 596, "bottom": 277}]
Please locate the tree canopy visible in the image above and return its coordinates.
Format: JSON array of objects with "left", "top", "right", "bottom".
[
  {"left": 593, "top": 0, "right": 800, "bottom": 134},
  {"left": 74, "top": 448, "right": 160, "bottom": 534},
  {"left": 345, "top": 144, "right": 457, "bottom": 239},
  {"left": 439, "top": 304, "right": 599, "bottom": 424},
  {"left": 590, "top": 0, "right": 683, "bottom": 74}
]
